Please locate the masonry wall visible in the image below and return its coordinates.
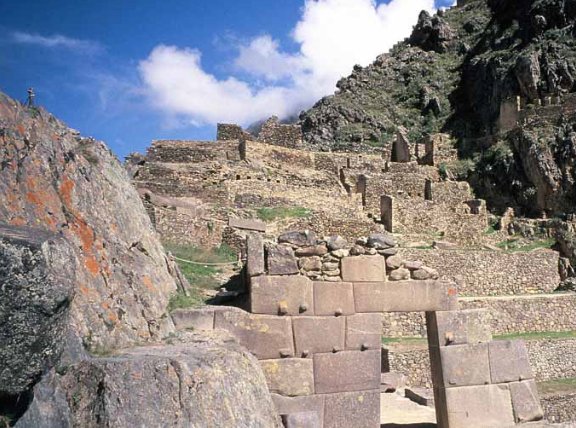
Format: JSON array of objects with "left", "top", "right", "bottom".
[
  {"left": 398, "top": 248, "right": 560, "bottom": 296},
  {"left": 541, "top": 392, "right": 576, "bottom": 424}
]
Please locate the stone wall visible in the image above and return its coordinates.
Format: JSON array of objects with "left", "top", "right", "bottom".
[
  {"left": 258, "top": 116, "right": 303, "bottom": 149},
  {"left": 398, "top": 248, "right": 560, "bottom": 296},
  {"left": 541, "top": 392, "right": 576, "bottom": 424},
  {"left": 217, "top": 123, "right": 253, "bottom": 141},
  {"left": 146, "top": 140, "right": 241, "bottom": 163}
]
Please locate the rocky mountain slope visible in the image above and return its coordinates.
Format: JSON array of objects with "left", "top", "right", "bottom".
[{"left": 300, "top": 0, "right": 576, "bottom": 217}]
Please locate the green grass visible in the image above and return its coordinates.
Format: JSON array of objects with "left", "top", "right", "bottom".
[
  {"left": 256, "top": 206, "right": 311, "bottom": 222},
  {"left": 538, "top": 378, "right": 576, "bottom": 395},
  {"left": 494, "top": 331, "right": 576, "bottom": 341},
  {"left": 163, "top": 243, "right": 237, "bottom": 311},
  {"left": 495, "top": 237, "right": 555, "bottom": 253},
  {"left": 382, "top": 337, "right": 427, "bottom": 346},
  {"left": 484, "top": 225, "right": 498, "bottom": 235}
]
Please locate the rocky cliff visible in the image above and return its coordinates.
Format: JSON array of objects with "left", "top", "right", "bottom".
[
  {"left": 300, "top": 0, "right": 576, "bottom": 216},
  {"left": 0, "top": 93, "right": 280, "bottom": 427}
]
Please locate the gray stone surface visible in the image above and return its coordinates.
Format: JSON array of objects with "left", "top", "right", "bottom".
[
  {"left": 341, "top": 255, "right": 386, "bottom": 282},
  {"left": 443, "top": 384, "right": 515, "bottom": 428},
  {"left": 17, "top": 332, "right": 282, "bottom": 428},
  {"left": 323, "top": 390, "right": 380, "bottom": 428},
  {"left": 228, "top": 217, "right": 266, "bottom": 232},
  {"left": 282, "top": 411, "right": 321, "bottom": 428},
  {"left": 439, "top": 343, "right": 491, "bottom": 387},
  {"left": 247, "top": 233, "right": 265, "bottom": 277},
  {"left": 366, "top": 233, "right": 396, "bottom": 249},
  {"left": 427, "top": 309, "right": 492, "bottom": 348},
  {"left": 214, "top": 309, "right": 294, "bottom": 359},
  {"left": 250, "top": 275, "right": 313, "bottom": 316},
  {"left": 489, "top": 340, "right": 534, "bottom": 383},
  {"left": 0, "top": 225, "right": 76, "bottom": 396},
  {"left": 509, "top": 380, "right": 544, "bottom": 423},
  {"left": 313, "top": 281, "right": 355, "bottom": 316},
  {"left": 354, "top": 280, "right": 458, "bottom": 312},
  {"left": 279, "top": 230, "right": 317, "bottom": 247},
  {"left": 260, "top": 358, "right": 314, "bottom": 396},
  {"left": 293, "top": 317, "right": 345, "bottom": 357},
  {"left": 345, "top": 313, "right": 381, "bottom": 351},
  {"left": 313, "top": 350, "right": 380, "bottom": 394},
  {"left": 266, "top": 243, "right": 299, "bottom": 275},
  {"left": 295, "top": 244, "right": 328, "bottom": 257},
  {"left": 171, "top": 307, "right": 215, "bottom": 331},
  {"left": 271, "top": 393, "right": 325, "bottom": 427}
]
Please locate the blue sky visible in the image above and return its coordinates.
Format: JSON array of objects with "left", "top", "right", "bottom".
[{"left": 0, "top": 0, "right": 453, "bottom": 159}]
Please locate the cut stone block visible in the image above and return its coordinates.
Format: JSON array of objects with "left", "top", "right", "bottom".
[
  {"left": 345, "top": 313, "right": 382, "bottom": 351},
  {"left": 282, "top": 411, "right": 321, "bottom": 428},
  {"left": 246, "top": 233, "right": 265, "bottom": 277},
  {"left": 214, "top": 309, "right": 294, "bottom": 359},
  {"left": 293, "top": 316, "right": 345, "bottom": 357},
  {"left": 313, "top": 350, "right": 380, "bottom": 394},
  {"left": 354, "top": 280, "right": 458, "bottom": 312},
  {"left": 509, "top": 380, "right": 544, "bottom": 423},
  {"left": 489, "top": 340, "right": 533, "bottom": 384},
  {"left": 266, "top": 243, "right": 299, "bottom": 275},
  {"left": 323, "top": 390, "right": 380, "bottom": 428},
  {"left": 439, "top": 343, "right": 490, "bottom": 387},
  {"left": 341, "top": 255, "right": 386, "bottom": 282},
  {"left": 260, "top": 358, "right": 314, "bottom": 396},
  {"left": 250, "top": 275, "right": 313, "bottom": 316},
  {"left": 271, "top": 394, "right": 325, "bottom": 427},
  {"left": 443, "top": 384, "right": 515, "bottom": 428},
  {"left": 313, "top": 281, "right": 354, "bottom": 316},
  {"left": 170, "top": 307, "right": 214, "bottom": 331},
  {"left": 426, "top": 310, "right": 492, "bottom": 348},
  {"left": 279, "top": 230, "right": 317, "bottom": 247},
  {"left": 228, "top": 217, "right": 266, "bottom": 232}
]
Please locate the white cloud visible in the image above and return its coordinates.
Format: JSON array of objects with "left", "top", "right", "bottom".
[
  {"left": 11, "top": 32, "right": 103, "bottom": 54},
  {"left": 139, "top": 0, "right": 436, "bottom": 127}
]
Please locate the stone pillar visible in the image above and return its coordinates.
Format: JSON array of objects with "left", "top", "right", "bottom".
[{"left": 380, "top": 195, "right": 394, "bottom": 233}]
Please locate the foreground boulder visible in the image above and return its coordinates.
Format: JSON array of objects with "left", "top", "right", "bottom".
[{"left": 17, "top": 331, "right": 282, "bottom": 428}]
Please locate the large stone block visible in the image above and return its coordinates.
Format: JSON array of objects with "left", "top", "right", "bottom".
[
  {"left": 345, "top": 313, "right": 382, "bottom": 351},
  {"left": 443, "top": 384, "right": 515, "bottom": 428},
  {"left": 278, "top": 230, "right": 317, "bottom": 247},
  {"left": 313, "top": 350, "right": 380, "bottom": 394},
  {"left": 260, "top": 359, "right": 314, "bottom": 396},
  {"left": 509, "top": 380, "right": 544, "bottom": 423},
  {"left": 426, "top": 309, "right": 492, "bottom": 348},
  {"left": 341, "top": 255, "right": 386, "bottom": 282},
  {"left": 313, "top": 281, "right": 354, "bottom": 316},
  {"left": 354, "top": 280, "right": 458, "bottom": 312},
  {"left": 488, "top": 340, "right": 533, "bottom": 384},
  {"left": 271, "top": 394, "right": 325, "bottom": 427},
  {"left": 171, "top": 307, "right": 214, "bottom": 331},
  {"left": 247, "top": 233, "right": 265, "bottom": 277},
  {"left": 229, "top": 217, "right": 266, "bottom": 232},
  {"left": 281, "top": 412, "right": 321, "bottom": 428},
  {"left": 439, "top": 343, "right": 491, "bottom": 387},
  {"left": 323, "top": 390, "right": 380, "bottom": 428},
  {"left": 266, "top": 243, "right": 299, "bottom": 275},
  {"left": 293, "top": 316, "right": 345, "bottom": 357},
  {"left": 214, "top": 309, "right": 294, "bottom": 359},
  {"left": 250, "top": 275, "right": 313, "bottom": 316}
]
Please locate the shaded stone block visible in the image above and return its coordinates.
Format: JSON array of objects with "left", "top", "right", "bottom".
[
  {"left": 439, "top": 343, "right": 490, "bottom": 387},
  {"left": 266, "top": 243, "right": 299, "bottom": 275},
  {"left": 509, "top": 380, "right": 544, "bottom": 423},
  {"left": 272, "top": 394, "right": 324, "bottom": 427},
  {"left": 313, "top": 350, "right": 380, "bottom": 394},
  {"left": 406, "top": 387, "right": 435, "bottom": 407},
  {"left": 380, "top": 372, "right": 406, "bottom": 393},
  {"left": 426, "top": 309, "right": 492, "bottom": 348},
  {"left": 341, "top": 255, "right": 386, "bottom": 282},
  {"left": 293, "top": 316, "right": 345, "bottom": 357},
  {"left": 246, "top": 233, "right": 265, "bottom": 277},
  {"left": 279, "top": 230, "right": 317, "bottom": 247},
  {"left": 354, "top": 280, "right": 458, "bottom": 312},
  {"left": 345, "top": 313, "right": 381, "bottom": 351},
  {"left": 313, "top": 281, "right": 354, "bottom": 316},
  {"left": 323, "top": 390, "right": 380, "bottom": 428},
  {"left": 260, "top": 358, "right": 314, "bottom": 396},
  {"left": 170, "top": 307, "right": 214, "bottom": 331},
  {"left": 489, "top": 340, "right": 533, "bottom": 384},
  {"left": 281, "top": 412, "right": 320, "bottom": 428},
  {"left": 214, "top": 309, "right": 294, "bottom": 359},
  {"left": 250, "top": 275, "right": 313, "bottom": 316},
  {"left": 228, "top": 217, "right": 266, "bottom": 232},
  {"left": 444, "top": 384, "right": 514, "bottom": 428}
]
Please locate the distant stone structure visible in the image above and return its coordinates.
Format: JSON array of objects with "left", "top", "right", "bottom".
[
  {"left": 172, "top": 231, "right": 545, "bottom": 427},
  {"left": 258, "top": 116, "right": 303, "bottom": 149}
]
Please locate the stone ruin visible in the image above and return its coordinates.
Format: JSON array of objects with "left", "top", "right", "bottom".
[
  {"left": 217, "top": 116, "right": 303, "bottom": 149},
  {"left": 173, "top": 231, "right": 545, "bottom": 428}
]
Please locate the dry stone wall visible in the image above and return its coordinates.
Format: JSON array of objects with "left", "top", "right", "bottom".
[
  {"left": 399, "top": 248, "right": 560, "bottom": 296},
  {"left": 541, "top": 392, "right": 576, "bottom": 424}
]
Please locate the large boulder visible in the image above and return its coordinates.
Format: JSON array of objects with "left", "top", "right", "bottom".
[{"left": 16, "top": 331, "right": 282, "bottom": 428}]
